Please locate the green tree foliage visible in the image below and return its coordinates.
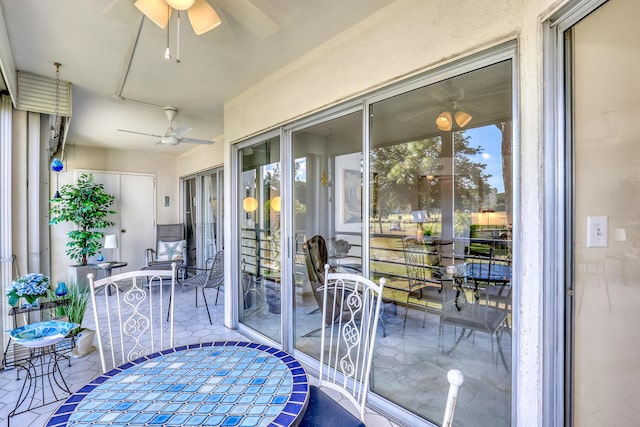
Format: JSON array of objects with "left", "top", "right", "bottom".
[
  {"left": 371, "top": 132, "right": 490, "bottom": 219},
  {"left": 49, "top": 173, "right": 116, "bottom": 266}
]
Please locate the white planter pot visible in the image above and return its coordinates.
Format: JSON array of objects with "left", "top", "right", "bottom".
[
  {"left": 67, "top": 265, "right": 94, "bottom": 293},
  {"left": 71, "top": 328, "right": 96, "bottom": 358}
]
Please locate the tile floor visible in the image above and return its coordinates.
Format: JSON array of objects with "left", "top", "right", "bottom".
[{"left": 0, "top": 285, "right": 401, "bottom": 427}]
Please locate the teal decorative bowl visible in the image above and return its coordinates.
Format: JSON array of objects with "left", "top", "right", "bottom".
[{"left": 10, "top": 321, "right": 79, "bottom": 348}]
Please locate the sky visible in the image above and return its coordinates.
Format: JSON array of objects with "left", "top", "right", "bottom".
[{"left": 465, "top": 125, "right": 505, "bottom": 193}]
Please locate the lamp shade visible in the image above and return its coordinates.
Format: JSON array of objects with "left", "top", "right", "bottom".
[
  {"left": 436, "top": 111, "right": 452, "bottom": 131},
  {"left": 243, "top": 196, "right": 259, "bottom": 212},
  {"left": 188, "top": 0, "right": 221, "bottom": 34},
  {"left": 135, "top": 0, "right": 171, "bottom": 29},
  {"left": 104, "top": 234, "right": 118, "bottom": 249},
  {"left": 271, "top": 196, "right": 281, "bottom": 212},
  {"left": 454, "top": 111, "right": 472, "bottom": 128}
]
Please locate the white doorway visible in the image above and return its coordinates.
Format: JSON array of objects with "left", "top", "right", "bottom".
[{"left": 79, "top": 170, "right": 155, "bottom": 272}]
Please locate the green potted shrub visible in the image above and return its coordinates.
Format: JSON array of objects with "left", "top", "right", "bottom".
[{"left": 49, "top": 173, "right": 116, "bottom": 266}]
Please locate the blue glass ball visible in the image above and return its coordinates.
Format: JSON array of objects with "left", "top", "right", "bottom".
[
  {"left": 50, "top": 158, "right": 64, "bottom": 172},
  {"left": 96, "top": 253, "right": 105, "bottom": 262}
]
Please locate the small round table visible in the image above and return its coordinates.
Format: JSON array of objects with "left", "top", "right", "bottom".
[
  {"left": 92, "top": 261, "right": 127, "bottom": 277},
  {"left": 46, "top": 341, "right": 309, "bottom": 427},
  {"left": 91, "top": 261, "right": 127, "bottom": 295}
]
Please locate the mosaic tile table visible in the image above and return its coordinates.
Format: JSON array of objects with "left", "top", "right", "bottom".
[{"left": 45, "top": 341, "right": 310, "bottom": 427}]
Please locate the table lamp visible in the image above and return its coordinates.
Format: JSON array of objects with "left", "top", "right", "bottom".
[{"left": 104, "top": 234, "right": 118, "bottom": 261}]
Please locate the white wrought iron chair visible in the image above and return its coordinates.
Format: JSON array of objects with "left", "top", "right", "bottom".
[
  {"left": 87, "top": 264, "right": 177, "bottom": 373},
  {"left": 299, "top": 264, "right": 385, "bottom": 426},
  {"left": 180, "top": 249, "right": 224, "bottom": 324}
]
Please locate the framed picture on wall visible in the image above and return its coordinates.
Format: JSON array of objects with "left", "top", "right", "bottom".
[{"left": 335, "top": 152, "right": 361, "bottom": 232}]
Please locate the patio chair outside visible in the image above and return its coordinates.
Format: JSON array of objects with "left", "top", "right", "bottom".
[
  {"left": 402, "top": 236, "right": 444, "bottom": 334},
  {"left": 299, "top": 265, "right": 385, "bottom": 426},
  {"left": 88, "top": 264, "right": 177, "bottom": 373},
  {"left": 438, "top": 279, "right": 509, "bottom": 370},
  {"left": 144, "top": 223, "right": 187, "bottom": 279},
  {"left": 180, "top": 249, "right": 224, "bottom": 324}
]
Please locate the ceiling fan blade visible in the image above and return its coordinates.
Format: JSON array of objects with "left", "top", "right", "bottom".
[
  {"left": 179, "top": 137, "right": 215, "bottom": 145},
  {"left": 173, "top": 126, "right": 192, "bottom": 137},
  {"left": 215, "top": 0, "right": 279, "bottom": 39},
  {"left": 118, "top": 129, "right": 163, "bottom": 138}
]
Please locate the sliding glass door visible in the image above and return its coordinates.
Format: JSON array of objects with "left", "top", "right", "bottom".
[
  {"left": 290, "top": 111, "right": 363, "bottom": 358},
  {"left": 182, "top": 168, "right": 224, "bottom": 269},
  {"left": 237, "top": 136, "right": 282, "bottom": 343},
  {"left": 232, "top": 46, "right": 515, "bottom": 426}
]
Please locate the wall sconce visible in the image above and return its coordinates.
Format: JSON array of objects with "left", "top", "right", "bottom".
[
  {"left": 271, "top": 196, "right": 281, "bottom": 213},
  {"left": 243, "top": 196, "right": 258, "bottom": 212}
]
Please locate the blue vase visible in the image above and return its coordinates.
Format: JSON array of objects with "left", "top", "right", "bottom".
[{"left": 55, "top": 281, "right": 68, "bottom": 297}]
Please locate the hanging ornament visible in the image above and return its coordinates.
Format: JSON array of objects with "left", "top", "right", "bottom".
[{"left": 50, "top": 157, "right": 64, "bottom": 198}]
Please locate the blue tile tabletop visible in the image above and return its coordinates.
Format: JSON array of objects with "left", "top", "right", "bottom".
[{"left": 45, "top": 341, "right": 309, "bottom": 427}]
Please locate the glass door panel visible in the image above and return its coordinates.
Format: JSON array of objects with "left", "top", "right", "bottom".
[
  {"left": 238, "top": 137, "right": 282, "bottom": 343},
  {"left": 201, "top": 171, "right": 221, "bottom": 259},
  {"left": 291, "top": 111, "right": 363, "bottom": 358},
  {"left": 572, "top": 2, "right": 640, "bottom": 425},
  {"left": 184, "top": 177, "right": 197, "bottom": 268},
  {"left": 368, "top": 60, "right": 513, "bottom": 426}
]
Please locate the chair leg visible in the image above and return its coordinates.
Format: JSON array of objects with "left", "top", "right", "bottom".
[
  {"left": 215, "top": 286, "right": 220, "bottom": 305},
  {"left": 402, "top": 293, "right": 411, "bottom": 336},
  {"left": 166, "top": 293, "right": 172, "bottom": 322},
  {"left": 201, "top": 287, "right": 212, "bottom": 325}
]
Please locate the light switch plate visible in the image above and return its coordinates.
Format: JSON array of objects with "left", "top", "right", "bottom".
[{"left": 587, "top": 216, "right": 608, "bottom": 248}]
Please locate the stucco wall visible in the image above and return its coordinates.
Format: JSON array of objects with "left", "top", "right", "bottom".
[{"left": 222, "top": 0, "right": 570, "bottom": 424}]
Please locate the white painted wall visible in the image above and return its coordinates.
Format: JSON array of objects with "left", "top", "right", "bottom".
[{"left": 222, "top": 0, "right": 573, "bottom": 424}]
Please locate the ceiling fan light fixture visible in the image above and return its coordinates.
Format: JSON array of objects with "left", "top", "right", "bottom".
[
  {"left": 188, "top": 0, "right": 222, "bottom": 35},
  {"left": 160, "top": 135, "right": 179, "bottom": 145},
  {"left": 436, "top": 111, "right": 452, "bottom": 131},
  {"left": 165, "top": 0, "right": 195, "bottom": 11},
  {"left": 454, "top": 111, "right": 472, "bottom": 128},
  {"left": 135, "top": 0, "right": 171, "bottom": 28}
]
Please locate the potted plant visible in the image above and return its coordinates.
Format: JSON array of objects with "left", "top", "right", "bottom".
[
  {"left": 49, "top": 173, "right": 116, "bottom": 266},
  {"left": 49, "top": 173, "right": 116, "bottom": 289},
  {"left": 6, "top": 273, "right": 50, "bottom": 308},
  {"left": 48, "top": 279, "right": 95, "bottom": 357}
]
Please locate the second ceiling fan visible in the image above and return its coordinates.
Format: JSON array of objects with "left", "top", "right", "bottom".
[{"left": 118, "top": 106, "right": 214, "bottom": 146}]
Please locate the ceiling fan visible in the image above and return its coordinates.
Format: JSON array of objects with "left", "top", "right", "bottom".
[
  {"left": 103, "top": 0, "right": 280, "bottom": 39},
  {"left": 117, "top": 106, "right": 214, "bottom": 146}
]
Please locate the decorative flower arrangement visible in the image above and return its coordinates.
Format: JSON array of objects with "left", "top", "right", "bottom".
[{"left": 6, "top": 273, "right": 50, "bottom": 306}]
